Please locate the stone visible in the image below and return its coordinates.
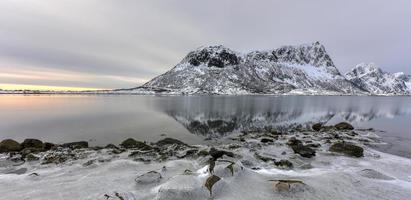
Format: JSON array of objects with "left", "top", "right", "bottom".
[
  {"left": 329, "top": 142, "right": 364, "bottom": 157},
  {"left": 25, "top": 153, "right": 40, "bottom": 161},
  {"left": 312, "top": 123, "right": 322, "bottom": 131},
  {"left": 204, "top": 175, "right": 221, "bottom": 195},
  {"left": 0, "top": 139, "right": 22, "bottom": 153},
  {"left": 274, "top": 159, "right": 293, "bottom": 169},
  {"left": 43, "top": 142, "right": 56, "bottom": 151},
  {"left": 120, "top": 138, "right": 151, "bottom": 150},
  {"left": 21, "top": 139, "right": 43, "bottom": 149},
  {"left": 135, "top": 171, "right": 162, "bottom": 184},
  {"left": 209, "top": 147, "right": 234, "bottom": 160},
  {"left": 156, "top": 138, "right": 188, "bottom": 146},
  {"left": 287, "top": 138, "right": 315, "bottom": 158},
  {"left": 271, "top": 180, "right": 305, "bottom": 192},
  {"left": 105, "top": 144, "right": 119, "bottom": 149},
  {"left": 260, "top": 138, "right": 274, "bottom": 143},
  {"left": 61, "top": 141, "right": 89, "bottom": 149},
  {"left": 334, "top": 122, "right": 354, "bottom": 130}
]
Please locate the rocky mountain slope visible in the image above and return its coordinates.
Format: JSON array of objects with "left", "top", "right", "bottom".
[
  {"left": 139, "top": 42, "right": 364, "bottom": 95},
  {"left": 345, "top": 63, "right": 411, "bottom": 95}
]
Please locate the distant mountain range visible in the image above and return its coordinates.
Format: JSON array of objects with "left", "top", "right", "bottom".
[{"left": 1, "top": 42, "right": 410, "bottom": 95}]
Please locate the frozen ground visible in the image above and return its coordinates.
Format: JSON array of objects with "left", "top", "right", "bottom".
[{"left": 1, "top": 128, "right": 411, "bottom": 200}]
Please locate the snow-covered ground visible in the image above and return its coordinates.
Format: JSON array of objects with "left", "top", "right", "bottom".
[{"left": 1, "top": 128, "right": 411, "bottom": 200}]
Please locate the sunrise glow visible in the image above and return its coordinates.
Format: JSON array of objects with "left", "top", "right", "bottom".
[{"left": 0, "top": 84, "right": 103, "bottom": 91}]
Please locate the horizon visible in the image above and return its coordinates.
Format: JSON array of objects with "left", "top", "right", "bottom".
[{"left": 1, "top": 0, "right": 411, "bottom": 91}]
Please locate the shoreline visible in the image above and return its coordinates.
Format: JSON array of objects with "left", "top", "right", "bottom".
[{"left": 1, "top": 122, "right": 411, "bottom": 199}]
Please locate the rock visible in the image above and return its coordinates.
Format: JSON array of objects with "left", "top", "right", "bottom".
[
  {"left": 334, "top": 122, "right": 354, "bottom": 130},
  {"left": 25, "top": 153, "right": 40, "bottom": 161},
  {"left": 135, "top": 171, "right": 162, "bottom": 184},
  {"left": 43, "top": 142, "right": 56, "bottom": 151},
  {"left": 21, "top": 139, "right": 43, "bottom": 149},
  {"left": 274, "top": 159, "right": 293, "bottom": 169},
  {"left": 61, "top": 141, "right": 89, "bottom": 149},
  {"left": 312, "top": 123, "right": 322, "bottom": 131},
  {"left": 271, "top": 180, "right": 305, "bottom": 192},
  {"left": 0, "top": 139, "right": 22, "bottom": 153},
  {"left": 291, "top": 144, "right": 316, "bottom": 158},
  {"left": 156, "top": 175, "right": 209, "bottom": 200},
  {"left": 287, "top": 138, "right": 315, "bottom": 158},
  {"left": 156, "top": 138, "right": 188, "bottom": 146},
  {"left": 197, "top": 150, "right": 209, "bottom": 157},
  {"left": 358, "top": 169, "right": 394, "bottom": 180},
  {"left": 209, "top": 148, "right": 234, "bottom": 160},
  {"left": 120, "top": 138, "right": 151, "bottom": 150},
  {"left": 329, "top": 142, "right": 364, "bottom": 157},
  {"left": 254, "top": 153, "right": 275, "bottom": 162},
  {"left": 105, "top": 144, "right": 119, "bottom": 149},
  {"left": 260, "top": 138, "right": 274, "bottom": 143},
  {"left": 205, "top": 175, "right": 221, "bottom": 195}
]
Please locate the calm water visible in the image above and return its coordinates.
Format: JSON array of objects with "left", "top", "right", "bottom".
[{"left": 1, "top": 95, "right": 411, "bottom": 158}]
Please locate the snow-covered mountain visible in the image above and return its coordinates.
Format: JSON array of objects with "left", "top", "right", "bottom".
[
  {"left": 140, "top": 42, "right": 364, "bottom": 95},
  {"left": 345, "top": 63, "right": 411, "bottom": 95}
]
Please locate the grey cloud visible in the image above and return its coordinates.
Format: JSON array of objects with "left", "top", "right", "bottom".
[{"left": 0, "top": 0, "right": 410, "bottom": 89}]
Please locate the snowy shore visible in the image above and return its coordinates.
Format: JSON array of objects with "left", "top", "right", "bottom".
[{"left": 1, "top": 123, "right": 411, "bottom": 200}]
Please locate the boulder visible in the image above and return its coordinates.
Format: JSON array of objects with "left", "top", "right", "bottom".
[
  {"left": 274, "top": 159, "right": 293, "bottom": 169},
  {"left": 156, "top": 138, "right": 188, "bottom": 146},
  {"left": 21, "top": 139, "right": 43, "bottom": 149},
  {"left": 287, "top": 138, "right": 315, "bottom": 158},
  {"left": 312, "top": 123, "right": 322, "bottom": 131},
  {"left": 209, "top": 147, "right": 234, "bottom": 160},
  {"left": 61, "top": 141, "right": 89, "bottom": 149},
  {"left": 271, "top": 180, "right": 305, "bottom": 192},
  {"left": 0, "top": 139, "right": 22, "bottom": 153},
  {"left": 204, "top": 175, "right": 221, "bottom": 195},
  {"left": 26, "top": 153, "right": 40, "bottom": 161},
  {"left": 155, "top": 175, "right": 210, "bottom": 200},
  {"left": 334, "top": 122, "right": 354, "bottom": 130},
  {"left": 120, "top": 138, "right": 151, "bottom": 150},
  {"left": 329, "top": 142, "right": 363, "bottom": 157},
  {"left": 260, "top": 138, "right": 274, "bottom": 143},
  {"left": 43, "top": 142, "right": 56, "bottom": 151},
  {"left": 290, "top": 144, "right": 316, "bottom": 158},
  {"left": 135, "top": 171, "right": 162, "bottom": 184}
]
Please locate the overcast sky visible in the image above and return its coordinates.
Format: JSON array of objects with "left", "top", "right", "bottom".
[{"left": 1, "top": 0, "right": 410, "bottom": 90}]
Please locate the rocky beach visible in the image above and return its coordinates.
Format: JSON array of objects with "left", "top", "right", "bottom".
[{"left": 1, "top": 122, "right": 411, "bottom": 200}]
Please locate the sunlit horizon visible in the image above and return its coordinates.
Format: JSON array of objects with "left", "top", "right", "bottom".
[{"left": 0, "top": 84, "right": 104, "bottom": 91}]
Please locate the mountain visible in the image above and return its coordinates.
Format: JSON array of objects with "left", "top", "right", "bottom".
[
  {"left": 345, "top": 63, "right": 411, "bottom": 95},
  {"left": 139, "top": 42, "right": 364, "bottom": 95}
]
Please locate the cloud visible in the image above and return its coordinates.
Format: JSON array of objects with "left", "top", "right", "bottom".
[{"left": 0, "top": 0, "right": 410, "bottom": 89}]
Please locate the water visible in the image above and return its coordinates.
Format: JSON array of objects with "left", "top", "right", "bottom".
[{"left": 1, "top": 95, "right": 411, "bottom": 158}]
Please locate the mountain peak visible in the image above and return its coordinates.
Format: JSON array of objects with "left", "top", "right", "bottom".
[
  {"left": 347, "top": 63, "right": 383, "bottom": 77},
  {"left": 182, "top": 45, "right": 241, "bottom": 68}
]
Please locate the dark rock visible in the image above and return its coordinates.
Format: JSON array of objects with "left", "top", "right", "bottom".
[
  {"left": 290, "top": 144, "right": 316, "bottom": 158},
  {"left": 205, "top": 175, "right": 221, "bottom": 195},
  {"left": 312, "top": 123, "right": 322, "bottom": 131},
  {"left": 25, "top": 153, "right": 40, "bottom": 161},
  {"left": 287, "top": 137, "right": 303, "bottom": 146},
  {"left": 329, "top": 142, "right": 364, "bottom": 157},
  {"left": 120, "top": 138, "right": 152, "bottom": 150},
  {"left": 62, "top": 141, "right": 89, "bottom": 149},
  {"left": 43, "top": 142, "right": 56, "bottom": 151},
  {"left": 261, "top": 138, "right": 274, "bottom": 143},
  {"left": 274, "top": 159, "right": 293, "bottom": 169},
  {"left": 0, "top": 139, "right": 22, "bottom": 153},
  {"left": 287, "top": 138, "right": 315, "bottom": 158},
  {"left": 197, "top": 150, "right": 209, "bottom": 157},
  {"left": 156, "top": 138, "right": 188, "bottom": 146},
  {"left": 334, "top": 122, "right": 354, "bottom": 130},
  {"left": 209, "top": 147, "right": 234, "bottom": 160},
  {"left": 21, "top": 139, "right": 43, "bottom": 149},
  {"left": 21, "top": 147, "right": 42, "bottom": 158},
  {"left": 254, "top": 153, "right": 275, "bottom": 162},
  {"left": 105, "top": 144, "right": 119, "bottom": 149}
]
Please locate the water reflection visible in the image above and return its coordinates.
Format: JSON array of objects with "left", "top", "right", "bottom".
[{"left": 155, "top": 96, "right": 411, "bottom": 137}]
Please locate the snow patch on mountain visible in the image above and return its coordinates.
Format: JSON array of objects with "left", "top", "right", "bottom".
[{"left": 345, "top": 63, "right": 410, "bottom": 95}]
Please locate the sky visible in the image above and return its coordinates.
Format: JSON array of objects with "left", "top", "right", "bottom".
[{"left": 0, "top": 0, "right": 410, "bottom": 90}]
